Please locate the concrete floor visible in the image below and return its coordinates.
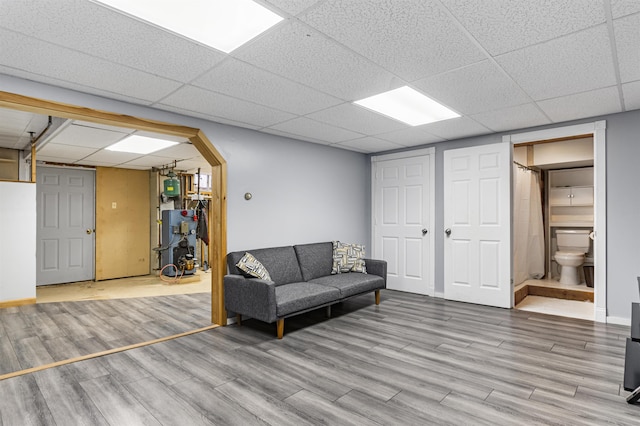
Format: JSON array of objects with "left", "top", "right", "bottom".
[{"left": 36, "top": 271, "right": 211, "bottom": 303}]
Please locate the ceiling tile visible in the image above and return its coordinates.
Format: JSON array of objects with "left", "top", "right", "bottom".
[
  {"left": 376, "top": 127, "right": 446, "bottom": 147},
  {"left": 0, "top": 0, "right": 226, "bottom": 82},
  {"left": 611, "top": 0, "right": 640, "bottom": 18},
  {"left": 150, "top": 143, "right": 202, "bottom": 159},
  {"left": 121, "top": 155, "right": 172, "bottom": 168},
  {"left": 0, "top": 107, "right": 50, "bottom": 149},
  {"left": 153, "top": 104, "right": 263, "bottom": 131},
  {"left": 193, "top": 59, "right": 342, "bottom": 115},
  {"left": 263, "top": 0, "right": 323, "bottom": 16},
  {"left": 0, "top": 29, "right": 183, "bottom": 103},
  {"left": 614, "top": 13, "right": 640, "bottom": 83},
  {"left": 260, "top": 128, "right": 331, "bottom": 145},
  {"left": 36, "top": 154, "right": 79, "bottom": 164},
  {"left": 495, "top": 25, "right": 617, "bottom": 100},
  {"left": 73, "top": 160, "right": 119, "bottom": 167},
  {"left": 81, "top": 150, "right": 144, "bottom": 164},
  {"left": 421, "top": 116, "right": 492, "bottom": 139},
  {"left": 537, "top": 86, "right": 622, "bottom": 122},
  {"left": 0, "top": 66, "right": 159, "bottom": 106},
  {"left": 335, "top": 136, "right": 404, "bottom": 153},
  {"left": 46, "top": 124, "right": 128, "bottom": 149},
  {"left": 234, "top": 21, "right": 404, "bottom": 100},
  {"left": 471, "top": 103, "right": 551, "bottom": 132},
  {"left": 622, "top": 80, "right": 640, "bottom": 110},
  {"left": 306, "top": 103, "right": 407, "bottom": 135},
  {"left": 413, "top": 60, "right": 531, "bottom": 115},
  {"left": 300, "top": 0, "right": 485, "bottom": 81},
  {"left": 37, "top": 143, "right": 98, "bottom": 160},
  {"left": 442, "top": 0, "right": 605, "bottom": 55},
  {"left": 158, "top": 85, "right": 296, "bottom": 128},
  {"left": 267, "top": 117, "right": 363, "bottom": 143}
]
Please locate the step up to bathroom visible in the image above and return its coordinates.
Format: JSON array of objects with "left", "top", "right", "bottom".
[{"left": 514, "top": 280, "right": 593, "bottom": 306}]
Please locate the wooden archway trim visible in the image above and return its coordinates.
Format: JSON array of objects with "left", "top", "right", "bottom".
[{"left": 0, "top": 90, "right": 228, "bottom": 326}]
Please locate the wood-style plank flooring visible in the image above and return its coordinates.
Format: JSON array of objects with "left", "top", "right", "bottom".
[{"left": 1, "top": 290, "right": 638, "bottom": 425}]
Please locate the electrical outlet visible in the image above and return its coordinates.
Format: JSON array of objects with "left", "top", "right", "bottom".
[{"left": 111, "top": 202, "right": 117, "bottom": 209}]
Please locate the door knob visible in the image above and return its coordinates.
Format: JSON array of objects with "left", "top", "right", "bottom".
[
  {"left": 422, "top": 228, "right": 428, "bottom": 236},
  {"left": 445, "top": 228, "right": 451, "bottom": 236},
  {"left": 589, "top": 231, "right": 595, "bottom": 240},
  {"left": 86, "top": 229, "right": 94, "bottom": 235}
]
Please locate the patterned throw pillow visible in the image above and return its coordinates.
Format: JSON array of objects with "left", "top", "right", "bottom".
[
  {"left": 331, "top": 241, "right": 367, "bottom": 274},
  {"left": 236, "top": 252, "right": 272, "bottom": 281}
]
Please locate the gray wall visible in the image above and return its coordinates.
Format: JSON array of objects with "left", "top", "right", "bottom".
[
  {"left": 376, "top": 108, "right": 640, "bottom": 320},
  {"left": 0, "top": 74, "right": 371, "bottom": 257}
]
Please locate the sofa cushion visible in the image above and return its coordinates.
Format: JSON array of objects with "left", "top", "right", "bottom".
[
  {"left": 275, "top": 282, "right": 340, "bottom": 317},
  {"left": 310, "top": 273, "right": 383, "bottom": 298},
  {"left": 236, "top": 252, "right": 272, "bottom": 281},
  {"left": 294, "top": 242, "right": 333, "bottom": 281},
  {"left": 331, "top": 241, "right": 367, "bottom": 274},
  {"left": 227, "top": 246, "right": 303, "bottom": 285}
]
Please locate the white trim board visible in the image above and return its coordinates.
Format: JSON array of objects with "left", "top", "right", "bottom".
[{"left": 504, "top": 121, "right": 607, "bottom": 323}]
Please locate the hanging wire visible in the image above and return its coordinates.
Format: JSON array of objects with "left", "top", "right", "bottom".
[{"left": 513, "top": 161, "right": 540, "bottom": 174}]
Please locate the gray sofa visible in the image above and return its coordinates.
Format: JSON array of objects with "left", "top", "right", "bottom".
[{"left": 224, "top": 242, "right": 387, "bottom": 338}]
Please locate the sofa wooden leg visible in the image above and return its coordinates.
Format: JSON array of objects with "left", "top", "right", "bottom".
[
  {"left": 236, "top": 314, "right": 242, "bottom": 326},
  {"left": 277, "top": 319, "right": 284, "bottom": 339},
  {"left": 375, "top": 290, "right": 380, "bottom": 305}
]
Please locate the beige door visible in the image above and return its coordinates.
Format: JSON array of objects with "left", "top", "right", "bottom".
[{"left": 95, "top": 167, "right": 150, "bottom": 280}]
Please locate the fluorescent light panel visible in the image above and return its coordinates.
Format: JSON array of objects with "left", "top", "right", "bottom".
[
  {"left": 106, "top": 135, "right": 178, "bottom": 154},
  {"left": 95, "top": 0, "right": 283, "bottom": 53},
  {"left": 354, "top": 86, "right": 460, "bottom": 126}
]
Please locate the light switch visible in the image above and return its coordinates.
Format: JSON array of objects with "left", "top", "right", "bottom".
[{"left": 112, "top": 202, "right": 117, "bottom": 209}]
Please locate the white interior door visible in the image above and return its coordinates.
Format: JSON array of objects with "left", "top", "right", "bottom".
[
  {"left": 444, "top": 143, "right": 511, "bottom": 308},
  {"left": 37, "top": 167, "right": 95, "bottom": 286},
  {"left": 373, "top": 150, "right": 434, "bottom": 295}
]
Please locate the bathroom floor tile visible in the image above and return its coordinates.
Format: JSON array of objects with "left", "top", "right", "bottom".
[{"left": 515, "top": 295, "right": 594, "bottom": 321}]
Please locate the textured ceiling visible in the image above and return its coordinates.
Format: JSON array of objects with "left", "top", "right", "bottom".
[{"left": 0, "top": 0, "right": 638, "bottom": 161}]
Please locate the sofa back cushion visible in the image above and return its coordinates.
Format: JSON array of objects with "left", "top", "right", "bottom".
[
  {"left": 227, "top": 246, "right": 303, "bottom": 286},
  {"left": 294, "top": 242, "right": 333, "bottom": 281}
]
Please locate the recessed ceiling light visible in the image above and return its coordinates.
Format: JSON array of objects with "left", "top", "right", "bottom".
[
  {"left": 106, "top": 135, "right": 178, "bottom": 154},
  {"left": 354, "top": 86, "right": 460, "bottom": 126},
  {"left": 94, "top": 0, "right": 283, "bottom": 53}
]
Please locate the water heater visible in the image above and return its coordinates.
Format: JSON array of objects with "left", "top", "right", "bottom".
[{"left": 160, "top": 209, "right": 197, "bottom": 277}]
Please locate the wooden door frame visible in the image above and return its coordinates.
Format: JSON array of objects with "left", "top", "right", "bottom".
[{"left": 0, "top": 90, "right": 228, "bottom": 326}]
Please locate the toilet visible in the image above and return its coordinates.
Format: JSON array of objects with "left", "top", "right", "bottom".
[{"left": 554, "top": 229, "right": 591, "bottom": 285}]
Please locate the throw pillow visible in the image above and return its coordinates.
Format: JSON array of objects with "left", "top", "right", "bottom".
[
  {"left": 331, "top": 241, "right": 367, "bottom": 274},
  {"left": 236, "top": 252, "right": 272, "bottom": 281}
]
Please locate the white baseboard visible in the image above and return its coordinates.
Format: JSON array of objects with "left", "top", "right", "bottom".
[
  {"left": 595, "top": 307, "right": 607, "bottom": 323},
  {"left": 435, "top": 291, "right": 444, "bottom": 299},
  {"left": 606, "top": 315, "right": 631, "bottom": 326}
]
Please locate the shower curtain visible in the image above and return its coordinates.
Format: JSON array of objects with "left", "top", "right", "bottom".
[{"left": 513, "top": 165, "right": 545, "bottom": 285}]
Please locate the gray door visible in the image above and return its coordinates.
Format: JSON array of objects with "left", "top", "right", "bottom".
[{"left": 37, "top": 167, "right": 95, "bottom": 285}]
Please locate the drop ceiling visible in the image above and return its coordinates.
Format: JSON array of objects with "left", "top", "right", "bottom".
[{"left": 0, "top": 0, "right": 638, "bottom": 157}]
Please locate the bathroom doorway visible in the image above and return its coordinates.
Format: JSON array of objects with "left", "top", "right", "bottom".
[
  {"left": 512, "top": 136, "right": 595, "bottom": 320},
  {"left": 505, "top": 121, "right": 606, "bottom": 322}
]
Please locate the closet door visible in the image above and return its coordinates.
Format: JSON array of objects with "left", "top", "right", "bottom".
[
  {"left": 372, "top": 150, "right": 434, "bottom": 296},
  {"left": 443, "top": 143, "right": 512, "bottom": 308}
]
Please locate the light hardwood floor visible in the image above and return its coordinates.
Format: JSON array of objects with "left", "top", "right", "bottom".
[{"left": 1, "top": 290, "right": 638, "bottom": 424}]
